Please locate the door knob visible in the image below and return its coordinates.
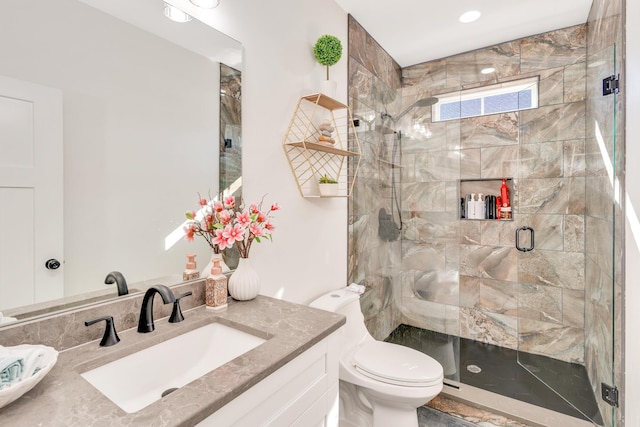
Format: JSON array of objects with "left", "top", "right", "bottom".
[{"left": 45, "top": 259, "right": 61, "bottom": 270}]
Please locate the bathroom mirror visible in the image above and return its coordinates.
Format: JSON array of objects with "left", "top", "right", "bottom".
[{"left": 0, "top": 0, "right": 242, "bottom": 323}]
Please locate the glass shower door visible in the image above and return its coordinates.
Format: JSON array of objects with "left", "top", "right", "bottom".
[{"left": 516, "top": 44, "right": 619, "bottom": 426}]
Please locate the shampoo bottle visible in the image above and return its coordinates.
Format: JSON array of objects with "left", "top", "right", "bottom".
[
  {"left": 500, "top": 178, "right": 510, "bottom": 207},
  {"left": 183, "top": 254, "right": 200, "bottom": 281},
  {"left": 206, "top": 258, "right": 227, "bottom": 310}
]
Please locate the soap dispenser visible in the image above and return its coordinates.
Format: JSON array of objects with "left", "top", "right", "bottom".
[
  {"left": 206, "top": 258, "right": 227, "bottom": 310},
  {"left": 183, "top": 253, "right": 200, "bottom": 281}
]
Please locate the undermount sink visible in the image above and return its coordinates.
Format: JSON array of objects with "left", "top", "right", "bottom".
[{"left": 81, "top": 322, "right": 266, "bottom": 413}]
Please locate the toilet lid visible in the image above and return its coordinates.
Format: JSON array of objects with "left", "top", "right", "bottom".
[{"left": 352, "top": 341, "right": 443, "bottom": 387}]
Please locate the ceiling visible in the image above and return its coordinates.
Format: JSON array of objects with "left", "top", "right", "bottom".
[{"left": 334, "top": 0, "right": 593, "bottom": 67}]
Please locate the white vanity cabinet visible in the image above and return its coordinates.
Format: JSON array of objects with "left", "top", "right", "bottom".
[{"left": 197, "top": 331, "right": 340, "bottom": 427}]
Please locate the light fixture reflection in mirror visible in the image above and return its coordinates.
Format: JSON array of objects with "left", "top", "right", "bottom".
[
  {"left": 190, "top": 0, "right": 220, "bottom": 8},
  {"left": 164, "top": 3, "right": 192, "bottom": 22},
  {"left": 0, "top": 0, "right": 242, "bottom": 325}
]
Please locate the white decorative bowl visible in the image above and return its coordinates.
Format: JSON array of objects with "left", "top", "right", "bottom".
[{"left": 0, "top": 345, "right": 58, "bottom": 410}]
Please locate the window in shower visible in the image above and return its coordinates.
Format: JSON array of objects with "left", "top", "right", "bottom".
[{"left": 432, "top": 76, "right": 539, "bottom": 122}]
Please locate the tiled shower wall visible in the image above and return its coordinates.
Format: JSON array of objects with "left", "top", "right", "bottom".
[
  {"left": 398, "top": 25, "right": 588, "bottom": 364},
  {"left": 347, "top": 15, "right": 403, "bottom": 340},
  {"left": 585, "top": 0, "right": 624, "bottom": 425}
]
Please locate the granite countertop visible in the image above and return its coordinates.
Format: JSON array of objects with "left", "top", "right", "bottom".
[{"left": 0, "top": 296, "right": 345, "bottom": 426}]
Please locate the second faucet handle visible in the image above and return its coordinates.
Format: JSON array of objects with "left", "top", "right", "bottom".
[
  {"left": 169, "top": 291, "right": 193, "bottom": 323},
  {"left": 85, "top": 316, "right": 120, "bottom": 347}
]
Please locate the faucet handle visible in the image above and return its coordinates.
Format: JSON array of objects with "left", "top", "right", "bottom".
[
  {"left": 85, "top": 316, "right": 120, "bottom": 347},
  {"left": 169, "top": 291, "right": 193, "bottom": 323}
]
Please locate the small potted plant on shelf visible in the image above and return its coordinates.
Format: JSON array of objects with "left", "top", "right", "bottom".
[
  {"left": 318, "top": 174, "right": 339, "bottom": 197},
  {"left": 313, "top": 34, "right": 342, "bottom": 97}
]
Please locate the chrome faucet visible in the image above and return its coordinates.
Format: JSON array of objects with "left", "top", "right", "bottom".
[
  {"left": 137, "top": 285, "right": 176, "bottom": 333},
  {"left": 105, "top": 271, "right": 129, "bottom": 296}
]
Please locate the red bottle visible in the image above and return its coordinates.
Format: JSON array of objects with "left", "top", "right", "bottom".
[{"left": 500, "top": 178, "right": 510, "bottom": 207}]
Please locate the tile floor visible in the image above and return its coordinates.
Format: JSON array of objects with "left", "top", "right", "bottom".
[{"left": 387, "top": 324, "right": 602, "bottom": 425}]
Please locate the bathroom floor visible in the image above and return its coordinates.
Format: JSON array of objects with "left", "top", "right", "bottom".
[
  {"left": 386, "top": 324, "right": 602, "bottom": 425},
  {"left": 418, "top": 396, "right": 529, "bottom": 427}
]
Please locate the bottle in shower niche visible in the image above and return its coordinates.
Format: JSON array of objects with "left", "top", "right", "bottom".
[
  {"left": 500, "top": 178, "right": 510, "bottom": 207},
  {"left": 206, "top": 258, "right": 227, "bottom": 310}
]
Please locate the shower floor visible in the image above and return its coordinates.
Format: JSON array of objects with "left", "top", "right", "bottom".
[{"left": 385, "top": 324, "right": 603, "bottom": 424}]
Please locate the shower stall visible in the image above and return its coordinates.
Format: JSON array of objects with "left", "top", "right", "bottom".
[{"left": 347, "top": 9, "right": 622, "bottom": 427}]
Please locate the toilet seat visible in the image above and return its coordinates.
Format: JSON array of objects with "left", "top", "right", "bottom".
[{"left": 351, "top": 341, "right": 443, "bottom": 387}]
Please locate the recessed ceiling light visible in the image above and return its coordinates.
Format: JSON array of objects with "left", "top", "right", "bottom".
[
  {"left": 459, "top": 10, "right": 481, "bottom": 23},
  {"left": 164, "top": 4, "right": 192, "bottom": 23},
  {"left": 481, "top": 67, "right": 496, "bottom": 74},
  {"left": 189, "top": 0, "right": 220, "bottom": 8}
]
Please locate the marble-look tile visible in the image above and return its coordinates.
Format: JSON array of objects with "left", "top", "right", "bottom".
[
  {"left": 348, "top": 15, "right": 401, "bottom": 90},
  {"left": 518, "top": 177, "right": 586, "bottom": 215},
  {"left": 480, "top": 220, "right": 518, "bottom": 248},
  {"left": 446, "top": 41, "right": 521, "bottom": 87},
  {"left": 585, "top": 175, "right": 614, "bottom": 220},
  {"left": 519, "top": 141, "right": 563, "bottom": 179},
  {"left": 403, "top": 212, "right": 459, "bottom": 243},
  {"left": 564, "top": 62, "right": 587, "bottom": 103},
  {"left": 513, "top": 214, "right": 563, "bottom": 251},
  {"left": 349, "top": 58, "right": 375, "bottom": 107},
  {"left": 518, "top": 318, "right": 585, "bottom": 363},
  {"left": 460, "top": 112, "right": 519, "bottom": 149},
  {"left": 426, "top": 396, "right": 530, "bottom": 427},
  {"left": 520, "top": 25, "right": 587, "bottom": 71},
  {"left": 402, "top": 58, "right": 447, "bottom": 92},
  {"left": 563, "top": 139, "right": 586, "bottom": 177},
  {"left": 517, "top": 249, "right": 585, "bottom": 290},
  {"left": 401, "top": 297, "right": 451, "bottom": 335},
  {"left": 537, "top": 67, "right": 564, "bottom": 106},
  {"left": 402, "top": 182, "right": 447, "bottom": 212},
  {"left": 460, "top": 245, "right": 518, "bottom": 282},
  {"left": 460, "top": 220, "right": 481, "bottom": 245},
  {"left": 460, "top": 307, "right": 517, "bottom": 350},
  {"left": 585, "top": 216, "right": 614, "bottom": 274},
  {"left": 563, "top": 289, "right": 585, "bottom": 328},
  {"left": 403, "top": 242, "right": 447, "bottom": 271},
  {"left": 481, "top": 145, "right": 519, "bottom": 179},
  {"left": 415, "top": 150, "right": 460, "bottom": 182},
  {"left": 519, "top": 101, "right": 586, "bottom": 144},
  {"left": 460, "top": 149, "right": 481, "bottom": 179},
  {"left": 564, "top": 214, "right": 585, "bottom": 252},
  {"left": 413, "top": 269, "right": 459, "bottom": 305},
  {"left": 517, "top": 283, "right": 563, "bottom": 324},
  {"left": 460, "top": 275, "right": 517, "bottom": 316}
]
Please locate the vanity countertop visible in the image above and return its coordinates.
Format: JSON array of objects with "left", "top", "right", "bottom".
[{"left": 0, "top": 295, "right": 345, "bottom": 426}]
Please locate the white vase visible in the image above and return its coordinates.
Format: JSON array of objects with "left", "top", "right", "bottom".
[
  {"left": 228, "top": 258, "right": 260, "bottom": 301},
  {"left": 202, "top": 253, "right": 230, "bottom": 277}
]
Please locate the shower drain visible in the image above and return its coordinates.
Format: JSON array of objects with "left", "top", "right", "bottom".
[{"left": 466, "top": 364, "right": 482, "bottom": 374}]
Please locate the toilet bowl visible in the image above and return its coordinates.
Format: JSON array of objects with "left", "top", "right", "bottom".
[{"left": 310, "top": 287, "right": 444, "bottom": 427}]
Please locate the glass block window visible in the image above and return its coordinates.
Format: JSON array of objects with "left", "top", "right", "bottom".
[{"left": 432, "top": 77, "right": 538, "bottom": 122}]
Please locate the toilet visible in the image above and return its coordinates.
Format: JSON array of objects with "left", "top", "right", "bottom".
[{"left": 310, "top": 287, "right": 444, "bottom": 427}]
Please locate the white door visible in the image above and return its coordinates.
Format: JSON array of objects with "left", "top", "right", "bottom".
[{"left": 0, "top": 75, "right": 63, "bottom": 311}]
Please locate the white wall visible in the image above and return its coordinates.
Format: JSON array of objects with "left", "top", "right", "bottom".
[
  {"left": 624, "top": 0, "right": 639, "bottom": 423},
  {"left": 181, "top": 0, "right": 349, "bottom": 304}
]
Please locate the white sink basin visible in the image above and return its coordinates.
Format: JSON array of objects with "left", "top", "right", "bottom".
[{"left": 81, "top": 322, "right": 266, "bottom": 413}]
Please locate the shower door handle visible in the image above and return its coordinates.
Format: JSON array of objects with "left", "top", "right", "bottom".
[{"left": 515, "top": 226, "right": 534, "bottom": 252}]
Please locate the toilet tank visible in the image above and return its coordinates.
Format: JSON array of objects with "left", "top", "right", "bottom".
[{"left": 309, "top": 288, "right": 372, "bottom": 350}]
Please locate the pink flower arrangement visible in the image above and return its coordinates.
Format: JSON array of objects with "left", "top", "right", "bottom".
[{"left": 185, "top": 195, "right": 279, "bottom": 258}]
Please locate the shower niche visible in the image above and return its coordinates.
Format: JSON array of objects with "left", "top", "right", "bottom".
[
  {"left": 459, "top": 178, "right": 513, "bottom": 220},
  {"left": 282, "top": 94, "right": 361, "bottom": 198}
]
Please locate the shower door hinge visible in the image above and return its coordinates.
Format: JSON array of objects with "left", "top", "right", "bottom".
[
  {"left": 602, "top": 74, "right": 620, "bottom": 96},
  {"left": 601, "top": 383, "right": 619, "bottom": 407}
]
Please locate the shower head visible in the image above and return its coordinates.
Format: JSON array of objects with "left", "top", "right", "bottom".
[{"left": 381, "top": 96, "right": 439, "bottom": 122}]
